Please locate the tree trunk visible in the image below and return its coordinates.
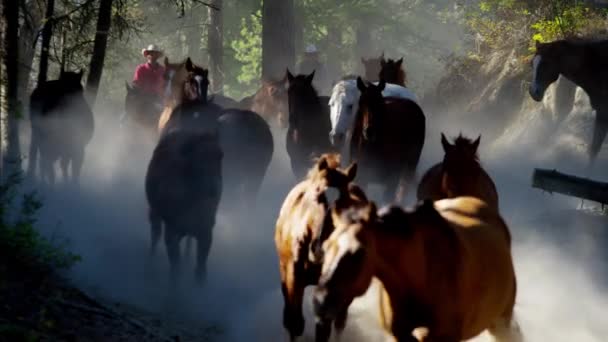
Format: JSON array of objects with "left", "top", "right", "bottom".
[
  {"left": 207, "top": 0, "right": 223, "bottom": 94},
  {"left": 38, "top": 0, "right": 55, "bottom": 84},
  {"left": 1, "top": 0, "right": 22, "bottom": 177},
  {"left": 86, "top": 0, "right": 114, "bottom": 106},
  {"left": 186, "top": 7, "right": 204, "bottom": 64},
  {"left": 532, "top": 168, "right": 608, "bottom": 205},
  {"left": 262, "top": 0, "right": 295, "bottom": 81},
  {"left": 17, "top": 0, "right": 44, "bottom": 109}
]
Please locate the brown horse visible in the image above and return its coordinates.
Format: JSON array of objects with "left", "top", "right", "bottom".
[
  {"left": 313, "top": 197, "right": 523, "bottom": 342},
  {"left": 530, "top": 39, "right": 608, "bottom": 168},
  {"left": 417, "top": 133, "right": 499, "bottom": 210},
  {"left": 350, "top": 77, "right": 425, "bottom": 204},
  {"left": 28, "top": 69, "right": 94, "bottom": 187},
  {"left": 379, "top": 57, "right": 407, "bottom": 87},
  {"left": 124, "top": 81, "right": 164, "bottom": 139},
  {"left": 146, "top": 59, "right": 222, "bottom": 287},
  {"left": 361, "top": 53, "right": 384, "bottom": 82},
  {"left": 285, "top": 69, "right": 334, "bottom": 179},
  {"left": 275, "top": 154, "right": 365, "bottom": 342}
]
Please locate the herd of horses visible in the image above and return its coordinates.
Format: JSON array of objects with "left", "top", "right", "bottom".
[{"left": 24, "top": 38, "right": 608, "bottom": 342}]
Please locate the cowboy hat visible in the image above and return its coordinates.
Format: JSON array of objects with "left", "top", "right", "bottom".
[{"left": 142, "top": 44, "right": 163, "bottom": 57}]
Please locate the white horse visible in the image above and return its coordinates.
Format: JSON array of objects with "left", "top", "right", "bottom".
[{"left": 328, "top": 79, "right": 419, "bottom": 147}]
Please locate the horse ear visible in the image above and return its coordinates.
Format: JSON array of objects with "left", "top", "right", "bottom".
[
  {"left": 317, "top": 155, "right": 329, "bottom": 171},
  {"left": 125, "top": 81, "right": 132, "bottom": 91},
  {"left": 185, "top": 58, "right": 194, "bottom": 71},
  {"left": 356, "top": 77, "right": 367, "bottom": 92},
  {"left": 472, "top": 135, "right": 481, "bottom": 151},
  {"left": 441, "top": 133, "right": 452, "bottom": 152},
  {"left": 345, "top": 162, "right": 357, "bottom": 182},
  {"left": 396, "top": 58, "right": 403, "bottom": 67},
  {"left": 286, "top": 69, "right": 295, "bottom": 83},
  {"left": 306, "top": 70, "right": 316, "bottom": 83}
]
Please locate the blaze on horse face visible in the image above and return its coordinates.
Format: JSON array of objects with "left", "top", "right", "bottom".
[
  {"left": 183, "top": 59, "right": 209, "bottom": 103},
  {"left": 313, "top": 202, "right": 377, "bottom": 322},
  {"left": 529, "top": 40, "right": 560, "bottom": 101},
  {"left": 356, "top": 77, "right": 386, "bottom": 142}
]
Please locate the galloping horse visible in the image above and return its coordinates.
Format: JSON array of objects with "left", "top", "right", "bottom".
[
  {"left": 275, "top": 154, "right": 364, "bottom": 342},
  {"left": 146, "top": 59, "right": 223, "bottom": 286},
  {"left": 313, "top": 197, "right": 523, "bottom": 342},
  {"left": 328, "top": 78, "right": 418, "bottom": 147},
  {"left": 285, "top": 69, "right": 334, "bottom": 179},
  {"left": 28, "top": 69, "right": 94, "bottom": 186},
  {"left": 379, "top": 57, "right": 407, "bottom": 87},
  {"left": 417, "top": 133, "right": 499, "bottom": 209},
  {"left": 361, "top": 53, "right": 384, "bottom": 82},
  {"left": 350, "top": 77, "right": 425, "bottom": 204},
  {"left": 530, "top": 39, "right": 608, "bottom": 167}
]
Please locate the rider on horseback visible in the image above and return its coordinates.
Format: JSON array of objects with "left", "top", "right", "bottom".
[{"left": 132, "top": 44, "right": 166, "bottom": 109}]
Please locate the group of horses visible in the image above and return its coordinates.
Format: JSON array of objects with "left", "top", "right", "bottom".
[{"left": 24, "top": 36, "right": 607, "bottom": 342}]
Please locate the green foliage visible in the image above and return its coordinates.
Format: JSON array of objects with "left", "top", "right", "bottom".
[
  {"left": 0, "top": 171, "right": 81, "bottom": 275},
  {"left": 531, "top": 4, "right": 607, "bottom": 44},
  {"left": 229, "top": 10, "right": 262, "bottom": 97}
]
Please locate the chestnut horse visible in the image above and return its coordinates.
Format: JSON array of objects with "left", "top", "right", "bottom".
[
  {"left": 275, "top": 154, "right": 365, "bottom": 342},
  {"left": 417, "top": 133, "right": 499, "bottom": 210},
  {"left": 530, "top": 39, "right": 608, "bottom": 168},
  {"left": 285, "top": 69, "right": 334, "bottom": 179},
  {"left": 351, "top": 77, "right": 425, "bottom": 204},
  {"left": 314, "top": 197, "right": 523, "bottom": 342},
  {"left": 28, "top": 69, "right": 94, "bottom": 187},
  {"left": 146, "top": 60, "right": 223, "bottom": 286},
  {"left": 379, "top": 57, "right": 407, "bottom": 87}
]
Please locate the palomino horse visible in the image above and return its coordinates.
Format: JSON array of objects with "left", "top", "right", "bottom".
[
  {"left": 417, "top": 133, "right": 499, "bottom": 210},
  {"left": 361, "top": 53, "right": 384, "bottom": 82},
  {"left": 146, "top": 60, "right": 223, "bottom": 286},
  {"left": 379, "top": 57, "right": 407, "bottom": 87},
  {"left": 328, "top": 78, "right": 418, "bottom": 147},
  {"left": 124, "top": 82, "right": 164, "bottom": 139},
  {"left": 530, "top": 39, "right": 608, "bottom": 167},
  {"left": 351, "top": 77, "right": 425, "bottom": 204},
  {"left": 285, "top": 69, "right": 334, "bottom": 179},
  {"left": 314, "top": 197, "right": 523, "bottom": 342},
  {"left": 28, "top": 69, "right": 94, "bottom": 187},
  {"left": 275, "top": 154, "right": 364, "bottom": 342}
]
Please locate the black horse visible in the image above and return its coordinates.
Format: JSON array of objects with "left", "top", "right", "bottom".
[{"left": 28, "top": 69, "right": 94, "bottom": 187}]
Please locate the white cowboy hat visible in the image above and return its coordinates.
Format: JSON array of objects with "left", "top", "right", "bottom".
[
  {"left": 142, "top": 44, "right": 163, "bottom": 57},
  {"left": 305, "top": 44, "right": 318, "bottom": 54}
]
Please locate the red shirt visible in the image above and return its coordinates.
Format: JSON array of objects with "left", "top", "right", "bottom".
[{"left": 132, "top": 62, "right": 165, "bottom": 97}]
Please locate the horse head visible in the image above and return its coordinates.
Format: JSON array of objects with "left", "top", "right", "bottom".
[
  {"left": 328, "top": 80, "right": 358, "bottom": 147},
  {"left": 529, "top": 40, "right": 561, "bottom": 101},
  {"left": 182, "top": 58, "right": 209, "bottom": 104},
  {"left": 361, "top": 52, "right": 384, "bottom": 82},
  {"left": 441, "top": 133, "right": 481, "bottom": 170},
  {"left": 356, "top": 76, "right": 386, "bottom": 142},
  {"left": 59, "top": 69, "right": 85, "bottom": 94},
  {"left": 260, "top": 75, "right": 289, "bottom": 128},
  {"left": 286, "top": 68, "right": 318, "bottom": 130},
  {"left": 313, "top": 200, "right": 378, "bottom": 322},
  {"left": 379, "top": 57, "right": 406, "bottom": 86}
]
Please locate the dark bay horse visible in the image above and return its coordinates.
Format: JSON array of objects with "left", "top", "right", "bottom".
[
  {"left": 124, "top": 81, "right": 164, "bottom": 139},
  {"left": 530, "top": 39, "right": 608, "bottom": 167},
  {"left": 361, "top": 53, "right": 384, "bottom": 82},
  {"left": 285, "top": 69, "right": 334, "bottom": 179},
  {"left": 274, "top": 154, "right": 364, "bottom": 342},
  {"left": 417, "top": 133, "right": 499, "bottom": 209},
  {"left": 350, "top": 77, "right": 425, "bottom": 204},
  {"left": 313, "top": 197, "right": 522, "bottom": 342},
  {"left": 379, "top": 57, "right": 407, "bottom": 86},
  {"left": 28, "top": 69, "right": 94, "bottom": 186},
  {"left": 146, "top": 59, "right": 223, "bottom": 286}
]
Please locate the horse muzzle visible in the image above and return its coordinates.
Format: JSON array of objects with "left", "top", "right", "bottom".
[
  {"left": 529, "top": 85, "right": 544, "bottom": 102},
  {"left": 313, "top": 288, "right": 337, "bottom": 321}
]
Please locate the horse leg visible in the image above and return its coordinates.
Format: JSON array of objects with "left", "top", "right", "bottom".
[
  {"left": 164, "top": 228, "right": 182, "bottom": 289},
  {"left": 27, "top": 130, "right": 39, "bottom": 180},
  {"left": 588, "top": 109, "right": 608, "bottom": 169},
  {"left": 148, "top": 208, "right": 162, "bottom": 257},
  {"left": 315, "top": 319, "right": 332, "bottom": 342},
  {"left": 71, "top": 147, "right": 86, "bottom": 188},
  {"left": 194, "top": 228, "right": 213, "bottom": 286},
  {"left": 40, "top": 152, "right": 55, "bottom": 187},
  {"left": 59, "top": 155, "right": 70, "bottom": 185},
  {"left": 280, "top": 263, "right": 306, "bottom": 341},
  {"left": 330, "top": 300, "right": 353, "bottom": 342}
]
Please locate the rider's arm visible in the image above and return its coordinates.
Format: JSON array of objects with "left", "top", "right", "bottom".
[{"left": 132, "top": 64, "right": 145, "bottom": 87}]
